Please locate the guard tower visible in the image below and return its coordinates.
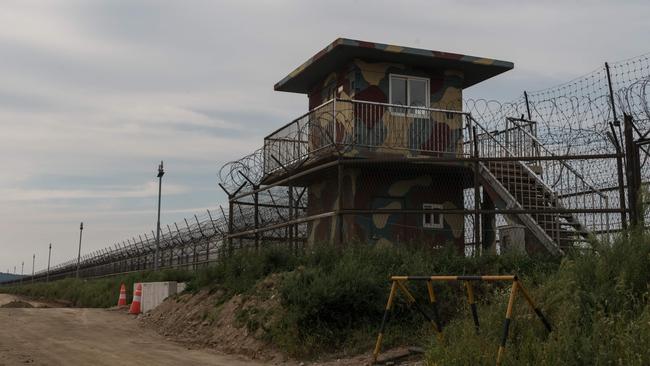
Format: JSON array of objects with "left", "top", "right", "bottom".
[{"left": 263, "top": 38, "right": 514, "bottom": 252}]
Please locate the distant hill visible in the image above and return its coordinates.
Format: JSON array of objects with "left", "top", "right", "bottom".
[{"left": 0, "top": 272, "right": 22, "bottom": 283}]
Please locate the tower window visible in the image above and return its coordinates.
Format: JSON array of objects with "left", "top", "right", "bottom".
[
  {"left": 423, "top": 203, "right": 443, "bottom": 229},
  {"left": 389, "top": 74, "right": 430, "bottom": 112}
]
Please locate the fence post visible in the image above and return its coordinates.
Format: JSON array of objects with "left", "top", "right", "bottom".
[
  {"left": 333, "top": 98, "right": 337, "bottom": 145},
  {"left": 254, "top": 188, "right": 259, "bottom": 251},
  {"left": 184, "top": 218, "right": 197, "bottom": 270},
  {"left": 624, "top": 114, "right": 640, "bottom": 226},
  {"left": 227, "top": 198, "right": 234, "bottom": 254},
  {"left": 472, "top": 127, "right": 481, "bottom": 255},
  {"left": 605, "top": 62, "right": 620, "bottom": 125},
  {"left": 608, "top": 123, "right": 628, "bottom": 230},
  {"left": 193, "top": 214, "right": 208, "bottom": 265},
  {"left": 288, "top": 185, "right": 294, "bottom": 251},
  {"left": 523, "top": 91, "right": 532, "bottom": 120},
  {"left": 337, "top": 160, "right": 344, "bottom": 246}
]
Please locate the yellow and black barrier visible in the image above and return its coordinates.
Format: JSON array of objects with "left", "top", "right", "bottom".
[{"left": 371, "top": 275, "right": 552, "bottom": 365}]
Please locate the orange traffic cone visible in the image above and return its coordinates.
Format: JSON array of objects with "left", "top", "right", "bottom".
[
  {"left": 129, "top": 283, "right": 142, "bottom": 314},
  {"left": 117, "top": 283, "right": 127, "bottom": 307}
]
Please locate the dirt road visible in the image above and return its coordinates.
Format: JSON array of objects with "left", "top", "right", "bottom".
[{"left": 0, "top": 298, "right": 267, "bottom": 366}]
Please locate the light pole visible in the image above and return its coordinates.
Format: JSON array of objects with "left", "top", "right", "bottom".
[
  {"left": 20, "top": 261, "right": 24, "bottom": 284},
  {"left": 76, "top": 222, "right": 83, "bottom": 278},
  {"left": 31, "top": 254, "right": 35, "bottom": 283},
  {"left": 154, "top": 161, "right": 164, "bottom": 271},
  {"left": 47, "top": 243, "right": 52, "bottom": 282}
]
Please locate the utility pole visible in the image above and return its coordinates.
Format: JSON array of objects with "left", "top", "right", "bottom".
[
  {"left": 31, "top": 254, "right": 35, "bottom": 283},
  {"left": 47, "top": 243, "right": 52, "bottom": 282},
  {"left": 154, "top": 161, "right": 164, "bottom": 271},
  {"left": 76, "top": 222, "right": 84, "bottom": 278},
  {"left": 20, "top": 261, "right": 24, "bottom": 285}
]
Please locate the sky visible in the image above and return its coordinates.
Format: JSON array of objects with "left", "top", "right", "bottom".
[{"left": 0, "top": 0, "right": 648, "bottom": 274}]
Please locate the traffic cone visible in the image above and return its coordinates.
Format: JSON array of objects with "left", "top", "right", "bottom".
[
  {"left": 117, "top": 283, "right": 127, "bottom": 307},
  {"left": 129, "top": 283, "right": 142, "bottom": 314}
]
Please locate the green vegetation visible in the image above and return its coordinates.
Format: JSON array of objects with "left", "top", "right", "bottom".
[
  {"left": 1, "top": 269, "right": 192, "bottom": 307},
  {"left": 187, "top": 244, "right": 559, "bottom": 358},
  {"left": 424, "top": 230, "right": 650, "bottom": 365},
  {"left": 2, "top": 231, "right": 649, "bottom": 365}
]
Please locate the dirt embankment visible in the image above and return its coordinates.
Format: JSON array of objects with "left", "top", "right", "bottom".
[
  {"left": 139, "top": 275, "right": 424, "bottom": 366},
  {"left": 0, "top": 293, "right": 69, "bottom": 308},
  {"left": 140, "top": 274, "right": 286, "bottom": 363},
  {"left": 1, "top": 300, "right": 34, "bottom": 308}
]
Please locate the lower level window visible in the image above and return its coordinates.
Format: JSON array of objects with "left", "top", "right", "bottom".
[{"left": 423, "top": 203, "right": 443, "bottom": 229}]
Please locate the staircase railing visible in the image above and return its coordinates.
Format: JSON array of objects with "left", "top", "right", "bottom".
[
  {"left": 470, "top": 113, "right": 610, "bottom": 244},
  {"left": 501, "top": 118, "right": 610, "bottom": 238},
  {"left": 467, "top": 115, "right": 565, "bottom": 250},
  {"left": 469, "top": 115, "right": 557, "bottom": 197}
]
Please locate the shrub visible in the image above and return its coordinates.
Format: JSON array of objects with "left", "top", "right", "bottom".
[
  {"left": 271, "top": 244, "right": 558, "bottom": 357},
  {"left": 425, "top": 231, "right": 650, "bottom": 365}
]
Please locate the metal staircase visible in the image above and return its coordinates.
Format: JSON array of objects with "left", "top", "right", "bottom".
[
  {"left": 471, "top": 116, "right": 603, "bottom": 254},
  {"left": 480, "top": 161, "right": 590, "bottom": 255}
]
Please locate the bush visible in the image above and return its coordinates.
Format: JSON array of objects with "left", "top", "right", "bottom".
[
  {"left": 188, "top": 246, "right": 299, "bottom": 295},
  {"left": 425, "top": 231, "right": 650, "bottom": 365},
  {"left": 185, "top": 243, "right": 557, "bottom": 358},
  {"left": 270, "top": 244, "right": 558, "bottom": 357}
]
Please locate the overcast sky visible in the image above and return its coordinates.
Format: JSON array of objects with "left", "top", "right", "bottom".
[{"left": 1, "top": 0, "right": 648, "bottom": 273}]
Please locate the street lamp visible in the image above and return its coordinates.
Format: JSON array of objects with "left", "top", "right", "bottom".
[
  {"left": 76, "top": 222, "right": 83, "bottom": 278},
  {"left": 154, "top": 161, "right": 164, "bottom": 271},
  {"left": 47, "top": 243, "right": 52, "bottom": 282}
]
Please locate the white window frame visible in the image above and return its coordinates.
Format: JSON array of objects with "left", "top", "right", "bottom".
[
  {"left": 388, "top": 74, "right": 430, "bottom": 116},
  {"left": 423, "top": 203, "right": 443, "bottom": 229}
]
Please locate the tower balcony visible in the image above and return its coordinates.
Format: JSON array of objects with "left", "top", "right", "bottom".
[{"left": 263, "top": 99, "right": 474, "bottom": 177}]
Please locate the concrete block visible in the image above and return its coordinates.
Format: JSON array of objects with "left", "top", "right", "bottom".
[
  {"left": 498, "top": 224, "right": 527, "bottom": 255},
  {"left": 177, "top": 282, "right": 187, "bottom": 293},
  {"left": 133, "top": 281, "right": 179, "bottom": 313}
]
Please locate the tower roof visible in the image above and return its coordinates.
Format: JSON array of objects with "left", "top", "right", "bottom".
[{"left": 274, "top": 38, "right": 514, "bottom": 93}]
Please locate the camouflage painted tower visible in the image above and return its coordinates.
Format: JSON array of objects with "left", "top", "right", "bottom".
[{"left": 264, "top": 38, "right": 513, "bottom": 251}]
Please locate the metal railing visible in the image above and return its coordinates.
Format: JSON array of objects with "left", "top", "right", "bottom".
[
  {"left": 263, "top": 99, "right": 472, "bottom": 175},
  {"left": 511, "top": 122, "right": 610, "bottom": 239}
]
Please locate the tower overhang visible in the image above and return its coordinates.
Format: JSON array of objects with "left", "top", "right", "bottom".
[{"left": 274, "top": 38, "right": 514, "bottom": 94}]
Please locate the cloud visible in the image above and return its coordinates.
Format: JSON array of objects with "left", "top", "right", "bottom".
[{"left": 0, "top": 181, "right": 189, "bottom": 202}]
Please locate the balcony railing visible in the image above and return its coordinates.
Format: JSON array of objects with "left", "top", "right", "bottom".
[{"left": 263, "top": 99, "right": 474, "bottom": 175}]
